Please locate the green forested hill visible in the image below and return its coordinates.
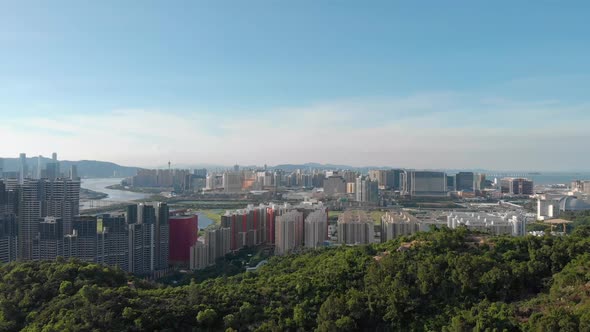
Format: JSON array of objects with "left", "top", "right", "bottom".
[{"left": 1, "top": 227, "right": 590, "bottom": 331}]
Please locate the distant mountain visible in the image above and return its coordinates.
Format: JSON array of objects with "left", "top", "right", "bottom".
[{"left": 0, "top": 157, "right": 139, "bottom": 178}]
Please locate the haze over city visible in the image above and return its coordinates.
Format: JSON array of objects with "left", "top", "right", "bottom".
[
  {"left": 4, "top": 2, "right": 590, "bottom": 331},
  {"left": 1, "top": 1, "right": 590, "bottom": 169}
]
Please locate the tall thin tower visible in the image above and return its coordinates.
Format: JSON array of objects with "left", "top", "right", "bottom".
[
  {"left": 37, "top": 155, "right": 43, "bottom": 179},
  {"left": 18, "top": 153, "right": 27, "bottom": 184}
]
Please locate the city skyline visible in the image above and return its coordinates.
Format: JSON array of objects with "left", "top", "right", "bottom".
[
  {"left": 1, "top": 2, "right": 590, "bottom": 170},
  {"left": 3, "top": 152, "right": 590, "bottom": 174}
]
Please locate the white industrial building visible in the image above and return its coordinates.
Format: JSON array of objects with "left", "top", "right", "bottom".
[
  {"left": 537, "top": 194, "right": 590, "bottom": 220},
  {"left": 447, "top": 211, "right": 526, "bottom": 236}
]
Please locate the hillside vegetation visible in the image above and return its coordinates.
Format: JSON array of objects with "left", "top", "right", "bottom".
[{"left": 1, "top": 227, "right": 590, "bottom": 331}]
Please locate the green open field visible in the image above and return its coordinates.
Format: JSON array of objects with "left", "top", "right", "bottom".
[
  {"left": 201, "top": 209, "right": 224, "bottom": 224},
  {"left": 328, "top": 211, "right": 343, "bottom": 219}
]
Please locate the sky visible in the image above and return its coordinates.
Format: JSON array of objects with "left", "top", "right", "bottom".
[{"left": 1, "top": 1, "right": 589, "bottom": 171}]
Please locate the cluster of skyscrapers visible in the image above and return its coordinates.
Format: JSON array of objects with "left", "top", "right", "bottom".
[
  {"left": 130, "top": 168, "right": 207, "bottom": 192},
  {"left": 0, "top": 153, "right": 78, "bottom": 183},
  {"left": 190, "top": 202, "right": 328, "bottom": 270},
  {"left": 123, "top": 164, "right": 534, "bottom": 203},
  {"left": 323, "top": 172, "right": 379, "bottom": 203},
  {"left": 205, "top": 168, "right": 326, "bottom": 193},
  {"left": 323, "top": 169, "right": 498, "bottom": 201},
  {"left": 0, "top": 178, "right": 81, "bottom": 262},
  {"left": 0, "top": 180, "right": 172, "bottom": 275}
]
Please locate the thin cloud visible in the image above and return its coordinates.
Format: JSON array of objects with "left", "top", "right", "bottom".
[{"left": 1, "top": 93, "right": 589, "bottom": 171}]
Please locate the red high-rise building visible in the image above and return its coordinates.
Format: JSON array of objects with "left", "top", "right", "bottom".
[{"left": 169, "top": 215, "right": 198, "bottom": 265}]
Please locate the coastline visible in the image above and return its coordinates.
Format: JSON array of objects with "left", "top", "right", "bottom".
[
  {"left": 80, "top": 187, "right": 108, "bottom": 200},
  {"left": 105, "top": 184, "right": 164, "bottom": 194}
]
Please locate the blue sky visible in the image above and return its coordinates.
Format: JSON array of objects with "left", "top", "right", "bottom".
[{"left": 1, "top": 1, "right": 589, "bottom": 170}]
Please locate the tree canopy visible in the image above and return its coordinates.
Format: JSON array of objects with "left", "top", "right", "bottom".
[{"left": 1, "top": 226, "right": 589, "bottom": 331}]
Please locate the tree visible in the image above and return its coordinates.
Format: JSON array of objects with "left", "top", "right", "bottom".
[{"left": 197, "top": 309, "right": 217, "bottom": 327}]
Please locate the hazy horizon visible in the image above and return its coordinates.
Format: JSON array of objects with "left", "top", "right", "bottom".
[
  {"left": 2, "top": 155, "right": 590, "bottom": 174},
  {"left": 1, "top": 1, "right": 589, "bottom": 171}
]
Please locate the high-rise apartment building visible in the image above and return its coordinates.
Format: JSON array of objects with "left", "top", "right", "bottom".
[
  {"left": 44, "top": 163, "right": 60, "bottom": 180},
  {"left": 12, "top": 178, "right": 80, "bottom": 256},
  {"left": 128, "top": 221, "right": 155, "bottom": 275},
  {"left": 304, "top": 209, "right": 327, "bottom": 248},
  {"left": 355, "top": 176, "right": 379, "bottom": 203},
  {"left": 131, "top": 169, "right": 192, "bottom": 189},
  {"left": 69, "top": 216, "right": 97, "bottom": 262},
  {"left": 391, "top": 169, "right": 404, "bottom": 191},
  {"left": 189, "top": 242, "right": 209, "bottom": 270},
  {"left": 323, "top": 176, "right": 347, "bottom": 196},
  {"left": 34, "top": 217, "right": 63, "bottom": 261},
  {"left": 223, "top": 171, "right": 243, "bottom": 193},
  {"left": 380, "top": 211, "right": 420, "bottom": 243},
  {"left": 193, "top": 168, "right": 207, "bottom": 178},
  {"left": 97, "top": 215, "right": 129, "bottom": 271},
  {"left": 0, "top": 214, "right": 17, "bottom": 263},
  {"left": 154, "top": 202, "right": 169, "bottom": 270},
  {"left": 36, "top": 155, "right": 43, "bottom": 179},
  {"left": 571, "top": 180, "right": 590, "bottom": 194},
  {"left": 500, "top": 178, "right": 534, "bottom": 195},
  {"left": 17, "top": 179, "right": 43, "bottom": 260},
  {"left": 126, "top": 204, "right": 138, "bottom": 224},
  {"left": 169, "top": 215, "right": 198, "bottom": 266},
  {"left": 0, "top": 180, "right": 17, "bottom": 215},
  {"left": 337, "top": 210, "right": 374, "bottom": 245},
  {"left": 346, "top": 182, "right": 356, "bottom": 194},
  {"left": 125, "top": 202, "right": 170, "bottom": 274},
  {"left": 369, "top": 169, "right": 398, "bottom": 190},
  {"left": 274, "top": 210, "right": 304, "bottom": 255},
  {"left": 205, "top": 226, "right": 231, "bottom": 265},
  {"left": 69, "top": 165, "right": 79, "bottom": 180},
  {"left": 189, "top": 225, "right": 231, "bottom": 270},
  {"left": 221, "top": 205, "right": 270, "bottom": 250},
  {"left": 19, "top": 153, "right": 27, "bottom": 184},
  {"left": 475, "top": 173, "right": 487, "bottom": 191},
  {"left": 42, "top": 179, "right": 81, "bottom": 235}
]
